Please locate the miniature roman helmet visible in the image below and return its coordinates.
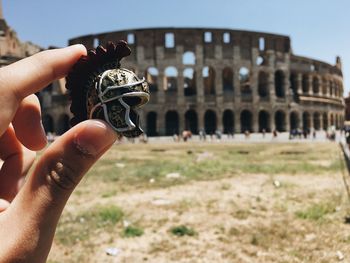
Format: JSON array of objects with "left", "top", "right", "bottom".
[{"left": 66, "top": 41, "right": 150, "bottom": 137}]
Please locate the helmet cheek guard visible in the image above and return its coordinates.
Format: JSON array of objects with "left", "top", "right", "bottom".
[
  {"left": 66, "top": 41, "right": 150, "bottom": 138},
  {"left": 90, "top": 68, "right": 150, "bottom": 137}
]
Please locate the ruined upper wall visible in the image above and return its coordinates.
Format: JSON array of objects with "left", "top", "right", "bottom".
[{"left": 69, "top": 27, "right": 290, "bottom": 58}]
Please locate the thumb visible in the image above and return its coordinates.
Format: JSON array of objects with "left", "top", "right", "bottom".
[{"left": 3, "top": 120, "right": 117, "bottom": 260}]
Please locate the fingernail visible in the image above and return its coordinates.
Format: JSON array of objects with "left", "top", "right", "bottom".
[
  {"left": 74, "top": 120, "right": 117, "bottom": 156},
  {"left": 40, "top": 120, "right": 48, "bottom": 144}
]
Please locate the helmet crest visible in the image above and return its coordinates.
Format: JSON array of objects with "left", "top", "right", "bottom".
[{"left": 66, "top": 41, "right": 150, "bottom": 137}]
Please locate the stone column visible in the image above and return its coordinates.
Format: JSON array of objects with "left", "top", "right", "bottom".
[
  {"left": 252, "top": 111, "right": 258, "bottom": 132},
  {"left": 178, "top": 109, "right": 185, "bottom": 133},
  {"left": 318, "top": 76, "right": 322, "bottom": 96},
  {"left": 157, "top": 70, "right": 165, "bottom": 104},
  {"left": 319, "top": 114, "right": 323, "bottom": 130},
  {"left": 297, "top": 73, "right": 302, "bottom": 94},
  {"left": 215, "top": 67, "right": 223, "bottom": 105},
  {"left": 217, "top": 109, "right": 223, "bottom": 132},
  {"left": 270, "top": 111, "right": 276, "bottom": 132},
  {"left": 233, "top": 46, "right": 241, "bottom": 100},
  {"left": 157, "top": 110, "right": 165, "bottom": 135},
  {"left": 177, "top": 68, "right": 185, "bottom": 104},
  {"left": 285, "top": 111, "right": 290, "bottom": 131},
  {"left": 198, "top": 109, "right": 205, "bottom": 132},
  {"left": 235, "top": 111, "right": 241, "bottom": 133},
  {"left": 308, "top": 75, "right": 312, "bottom": 95}
]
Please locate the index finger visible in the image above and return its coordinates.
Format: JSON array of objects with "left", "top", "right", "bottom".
[{"left": 0, "top": 44, "right": 86, "bottom": 101}]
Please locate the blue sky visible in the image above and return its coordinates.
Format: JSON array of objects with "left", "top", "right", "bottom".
[{"left": 3, "top": 0, "right": 350, "bottom": 94}]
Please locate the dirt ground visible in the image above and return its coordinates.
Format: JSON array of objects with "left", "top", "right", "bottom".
[{"left": 48, "top": 142, "right": 350, "bottom": 263}]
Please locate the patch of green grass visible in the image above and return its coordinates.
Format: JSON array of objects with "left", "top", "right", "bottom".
[
  {"left": 55, "top": 205, "right": 124, "bottom": 246},
  {"left": 122, "top": 226, "right": 144, "bottom": 237},
  {"left": 170, "top": 225, "right": 197, "bottom": 237},
  {"left": 295, "top": 202, "right": 336, "bottom": 221}
]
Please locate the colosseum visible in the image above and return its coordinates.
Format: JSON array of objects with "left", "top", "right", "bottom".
[{"left": 43, "top": 27, "right": 345, "bottom": 136}]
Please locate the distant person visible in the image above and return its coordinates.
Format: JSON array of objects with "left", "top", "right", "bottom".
[{"left": 262, "top": 128, "right": 266, "bottom": 138}]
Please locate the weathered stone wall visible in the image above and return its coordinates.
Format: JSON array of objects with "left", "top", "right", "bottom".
[{"left": 63, "top": 28, "right": 345, "bottom": 135}]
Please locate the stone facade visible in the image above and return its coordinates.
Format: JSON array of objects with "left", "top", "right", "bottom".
[{"left": 67, "top": 28, "right": 344, "bottom": 136}]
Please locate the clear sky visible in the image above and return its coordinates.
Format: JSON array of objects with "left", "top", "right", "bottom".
[{"left": 3, "top": 0, "right": 350, "bottom": 94}]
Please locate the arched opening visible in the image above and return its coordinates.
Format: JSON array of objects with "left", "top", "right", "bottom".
[
  {"left": 312, "top": 76, "right": 319, "bottom": 94},
  {"left": 258, "top": 111, "right": 270, "bottom": 132},
  {"left": 313, "top": 112, "right": 321, "bottom": 130},
  {"left": 204, "top": 110, "right": 217, "bottom": 134},
  {"left": 223, "top": 110, "right": 234, "bottom": 134},
  {"left": 203, "top": 66, "right": 215, "bottom": 95},
  {"left": 240, "top": 110, "right": 253, "bottom": 133},
  {"left": 303, "top": 112, "right": 311, "bottom": 131},
  {"left": 323, "top": 113, "right": 328, "bottom": 130},
  {"left": 239, "top": 67, "right": 252, "bottom": 98},
  {"left": 165, "top": 111, "right": 179, "bottom": 135},
  {"left": 289, "top": 73, "right": 297, "bottom": 94},
  {"left": 184, "top": 68, "right": 196, "bottom": 96},
  {"left": 145, "top": 67, "right": 159, "bottom": 92},
  {"left": 164, "top": 67, "right": 178, "bottom": 92},
  {"left": 185, "top": 110, "right": 198, "bottom": 134},
  {"left": 42, "top": 114, "right": 54, "bottom": 134},
  {"left": 57, "top": 114, "right": 70, "bottom": 135},
  {"left": 290, "top": 112, "right": 299, "bottom": 130},
  {"left": 182, "top": 51, "right": 196, "bottom": 65},
  {"left": 275, "top": 70, "right": 285, "bottom": 98},
  {"left": 275, "top": 110, "right": 286, "bottom": 132},
  {"left": 258, "top": 71, "right": 269, "bottom": 98},
  {"left": 302, "top": 74, "right": 309, "bottom": 93},
  {"left": 222, "top": 67, "right": 233, "bottom": 92},
  {"left": 146, "top": 112, "right": 157, "bottom": 136}
]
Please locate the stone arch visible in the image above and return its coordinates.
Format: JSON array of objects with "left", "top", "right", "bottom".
[
  {"left": 222, "top": 67, "right": 234, "bottom": 92},
  {"left": 185, "top": 110, "right": 198, "bottom": 134},
  {"left": 239, "top": 67, "right": 251, "bottom": 97},
  {"left": 303, "top": 112, "right": 311, "bottom": 131},
  {"left": 275, "top": 70, "right": 285, "bottom": 98},
  {"left": 223, "top": 110, "right": 234, "bottom": 134},
  {"left": 275, "top": 110, "right": 286, "bottom": 132},
  {"left": 57, "top": 114, "right": 70, "bottom": 135},
  {"left": 184, "top": 68, "right": 196, "bottom": 96},
  {"left": 164, "top": 66, "right": 178, "bottom": 92},
  {"left": 165, "top": 111, "right": 179, "bottom": 135},
  {"left": 182, "top": 51, "right": 196, "bottom": 65},
  {"left": 323, "top": 113, "right": 328, "bottom": 130},
  {"left": 258, "top": 71, "right": 269, "bottom": 98},
  {"left": 302, "top": 74, "right": 309, "bottom": 93},
  {"left": 258, "top": 110, "right": 270, "bottom": 132},
  {"left": 240, "top": 110, "right": 253, "bottom": 133},
  {"left": 290, "top": 111, "right": 300, "bottom": 130},
  {"left": 312, "top": 76, "right": 320, "bottom": 94},
  {"left": 42, "top": 114, "right": 54, "bottom": 133},
  {"left": 146, "top": 112, "right": 157, "bottom": 136},
  {"left": 313, "top": 112, "right": 321, "bottom": 130},
  {"left": 330, "top": 113, "right": 334, "bottom": 126},
  {"left": 290, "top": 73, "right": 297, "bottom": 95},
  {"left": 204, "top": 110, "right": 217, "bottom": 134},
  {"left": 145, "top": 67, "right": 159, "bottom": 92},
  {"left": 203, "top": 66, "right": 215, "bottom": 95}
]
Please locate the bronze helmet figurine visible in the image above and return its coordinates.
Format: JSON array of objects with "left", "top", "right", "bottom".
[{"left": 66, "top": 41, "right": 149, "bottom": 137}]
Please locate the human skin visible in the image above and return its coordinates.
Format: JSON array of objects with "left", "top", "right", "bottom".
[{"left": 0, "top": 45, "right": 118, "bottom": 262}]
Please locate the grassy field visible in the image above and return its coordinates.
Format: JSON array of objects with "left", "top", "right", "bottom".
[{"left": 47, "top": 142, "right": 350, "bottom": 263}]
